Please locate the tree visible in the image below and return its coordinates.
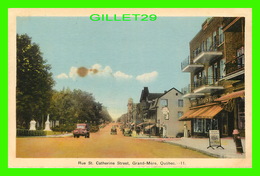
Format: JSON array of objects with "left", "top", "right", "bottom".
[{"left": 16, "top": 34, "right": 55, "bottom": 128}]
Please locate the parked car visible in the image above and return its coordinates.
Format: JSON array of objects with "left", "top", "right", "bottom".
[
  {"left": 110, "top": 126, "right": 117, "bottom": 135},
  {"left": 123, "top": 128, "right": 132, "bottom": 137},
  {"left": 73, "top": 123, "right": 90, "bottom": 138}
]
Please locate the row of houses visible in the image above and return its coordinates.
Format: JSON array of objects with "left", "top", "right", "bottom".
[
  {"left": 119, "top": 17, "right": 246, "bottom": 138},
  {"left": 118, "top": 87, "right": 189, "bottom": 138}
]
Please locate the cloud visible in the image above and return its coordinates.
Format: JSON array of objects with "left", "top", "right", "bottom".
[
  {"left": 113, "top": 71, "right": 133, "bottom": 79},
  {"left": 56, "top": 73, "right": 69, "bottom": 79},
  {"left": 69, "top": 67, "right": 78, "bottom": 80},
  {"left": 136, "top": 71, "right": 158, "bottom": 83},
  {"left": 91, "top": 64, "right": 102, "bottom": 70},
  {"left": 56, "top": 64, "right": 158, "bottom": 83},
  {"left": 102, "top": 66, "right": 113, "bottom": 75}
]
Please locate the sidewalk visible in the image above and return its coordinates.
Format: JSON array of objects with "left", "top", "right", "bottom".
[
  {"left": 136, "top": 136, "right": 246, "bottom": 158},
  {"left": 44, "top": 133, "right": 73, "bottom": 138}
]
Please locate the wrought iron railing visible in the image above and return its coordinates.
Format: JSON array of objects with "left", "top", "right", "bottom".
[
  {"left": 182, "top": 77, "right": 224, "bottom": 95},
  {"left": 193, "top": 44, "right": 219, "bottom": 59},
  {"left": 225, "top": 54, "right": 245, "bottom": 75},
  {"left": 181, "top": 56, "right": 191, "bottom": 70},
  {"left": 181, "top": 84, "right": 193, "bottom": 94}
]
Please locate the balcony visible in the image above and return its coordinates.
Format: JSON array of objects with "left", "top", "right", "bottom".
[
  {"left": 193, "top": 47, "right": 223, "bottom": 64},
  {"left": 193, "top": 77, "right": 224, "bottom": 93},
  {"left": 181, "top": 56, "right": 204, "bottom": 72},
  {"left": 225, "top": 54, "right": 245, "bottom": 80},
  {"left": 181, "top": 84, "right": 205, "bottom": 98}
]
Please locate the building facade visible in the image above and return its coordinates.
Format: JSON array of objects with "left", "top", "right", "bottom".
[
  {"left": 180, "top": 17, "right": 245, "bottom": 137},
  {"left": 155, "top": 88, "right": 190, "bottom": 138}
]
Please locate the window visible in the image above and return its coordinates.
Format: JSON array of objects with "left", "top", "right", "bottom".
[
  {"left": 194, "top": 119, "right": 203, "bottom": 133},
  {"left": 178, "top": 111, "right": 183, "bottom": 118},
  {"left": 237, "top": 47, "right": 245, "bottom": 69},
  {"left": 212, "top": 31, "right": 217, "bottom": 50},
  {"left": 208, "top": 66, "right": 213, "bottom": 85},
  {"left": 213, "top": 62, "right": 218, "bottom": 82},
  {"left": 160, "top": 99, "right": 168, "bottom": 107},
  {"left": 220, "top": 59, "right": 226, "bottom": 78},
  {"left": 219, "top": 27, "right": 224, "bottom": 44},
  {"left": 202, "top": 69, "right": 206, "bottom": 78},
  {"left": 206, "top": 36, "right": 212, "bottom": 51},
  {"left": 201, "top": 42, "right": 204, "bottom": 52},
  {"left": 204, "top": 119, "right": 219, "bottom": 133},
  {"left": 178, "top": 99, "right": 183, "bottom": 107}
]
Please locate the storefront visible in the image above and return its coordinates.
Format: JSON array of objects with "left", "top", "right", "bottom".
[
  {"left": 179, "top": 90, "right": 245, "bottom": 137},
  {"left": 215, "top": 90, "right": 245, "bottom": 137},
  {"left": 180, "top": 103, "right": 225, "bottom": 137}
]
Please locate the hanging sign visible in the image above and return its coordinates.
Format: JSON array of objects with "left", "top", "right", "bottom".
[{"left": 207, "top": 130, "right": 224, "bottom": 149}]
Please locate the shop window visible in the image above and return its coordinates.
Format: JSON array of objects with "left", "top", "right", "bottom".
[
  {"left": 204, "top": 119, "right": 219, "bottom": 133},
  {"left": 194, "top": 119, "right": 204, "bottom": 133},
  {"left": 212, "top": 119, "right": 218, "bottom": 130},
  {"left": 160, "top": 99, "right": 168, "bottom": 107},
  {"left": 178, "top": 99, "right": 183, "bottom": 107}
]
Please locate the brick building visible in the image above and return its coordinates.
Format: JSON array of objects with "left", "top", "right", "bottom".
[{"left": 180, "top": 17, "right": 245, "bottom": 137}]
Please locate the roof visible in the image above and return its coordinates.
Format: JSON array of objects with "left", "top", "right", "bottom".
[{"left": 147, "top": 93, "right": 163, "bottom": 101}]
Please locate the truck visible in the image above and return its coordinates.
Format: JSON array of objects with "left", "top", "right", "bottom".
[{"left": 73, "top": 123, "right": 90, "bottom": 138}]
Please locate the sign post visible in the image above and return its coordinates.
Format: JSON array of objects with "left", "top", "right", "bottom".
[{"left": 207, "top": 130, "right": 224, "bottom": 149}]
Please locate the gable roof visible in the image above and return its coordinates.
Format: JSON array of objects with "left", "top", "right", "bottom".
[{"left": 157, "top": 87, "right": 183, "bottom": 99}]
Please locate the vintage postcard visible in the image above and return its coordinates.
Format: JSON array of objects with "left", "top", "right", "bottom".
[{"left": 8, "top": 8, "right": 252, "bottom": 168}]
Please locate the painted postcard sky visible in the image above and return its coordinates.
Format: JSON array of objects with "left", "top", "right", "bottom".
[{"left": 17, "top": 16, "right": 207, "bottom": 119}]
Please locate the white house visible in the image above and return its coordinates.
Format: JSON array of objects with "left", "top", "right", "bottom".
[{"left": 155, "top": 88, "right": 190, "bottom": 138}]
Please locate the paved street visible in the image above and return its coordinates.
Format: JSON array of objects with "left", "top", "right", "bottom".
[{"left": 16, "top": 123, "right": 212, "bottom": 158}]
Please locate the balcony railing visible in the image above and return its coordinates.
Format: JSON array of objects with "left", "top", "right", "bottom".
[
  {"left": 181, "top": 56, "right": 191, "bottom": 70},
  {"left": 181, "top": 84, "right": 193, "bottom": 95},
  {"left": 226, "top": 54, "right": 245, "bottom": 75},
  {"left": 181, "top": 56, "right": 204, "bottom": 72},
  {"left": 193, "top": 44, "right": 222, "bottom": 64}
]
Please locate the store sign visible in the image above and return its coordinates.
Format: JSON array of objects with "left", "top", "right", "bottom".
[
  {"left": 207, "top": 130, "right": 224, "bottom": 149},
  {"left": 191, "top": 95, "right": 219, "bottom": 106}
]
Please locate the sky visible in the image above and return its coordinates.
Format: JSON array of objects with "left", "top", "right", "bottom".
[{"left": 16, "top": 16, "right": 207, "bottom": 119}]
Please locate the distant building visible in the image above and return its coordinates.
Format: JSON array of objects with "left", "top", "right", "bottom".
[{"left": 137, "top": 87, "right": 163, "bottom": 136}]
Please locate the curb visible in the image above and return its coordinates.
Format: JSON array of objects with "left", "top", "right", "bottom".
[{"left": 164, "top": 141, "right": 221, "bottom": 158}]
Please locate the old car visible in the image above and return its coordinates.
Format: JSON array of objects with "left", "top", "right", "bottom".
[
  {"left": 123, "top": 128, "right": 132, "bottom": 137},
  {"left": 73, "top": 123, "right": 90, "bottom": 138},
  {"left": 110, "top": 126, "right": 117, "bottom": 135}
]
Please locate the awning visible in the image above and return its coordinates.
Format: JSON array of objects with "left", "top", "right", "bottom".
[
  {"left": 179, "top": 109, "right": 197, "bottom": 121},
  {"left": 137, "top": 122, "right": 155, "bottom": 127},
  {"left": 179, "top": 105, "right": 223, "bottom": 121},
  {"left": 145, "top": 124, "right": 155, "bottom": 130},
  {"left": 214, "top": 90, "right": 245, "bottom": 102},
  {"left": 198, "top": 105, "right": 223, "bottom": 119}
]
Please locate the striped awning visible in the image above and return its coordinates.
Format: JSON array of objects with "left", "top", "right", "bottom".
[
  {"left": 179, "top": 105, "right": 223, "bottom": 121},
  {"left": 214, "top": 90, "right": 245, "bottom": 102},
  {"left": 145, "top": 124, "right": 155, "bottom": 130}
]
